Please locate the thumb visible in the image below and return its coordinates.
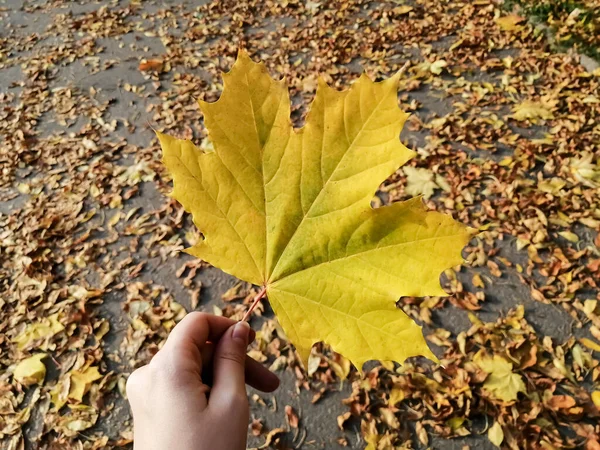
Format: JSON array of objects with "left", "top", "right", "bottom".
[{"left": 210, "top": 321, "right": 250, "bottom": 408}]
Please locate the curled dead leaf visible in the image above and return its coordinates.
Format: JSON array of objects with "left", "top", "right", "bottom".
[{"left": 138, "top": 59, "right": 164, "bottom": 72}]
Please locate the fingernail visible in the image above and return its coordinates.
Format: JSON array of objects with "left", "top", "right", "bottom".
[{"left": 232, "top": 321, "right": 250, "bottom": 344}]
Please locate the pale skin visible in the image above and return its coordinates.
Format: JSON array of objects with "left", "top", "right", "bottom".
[{"left": 126, "top": 312, "right": 280, "bottom": 450}]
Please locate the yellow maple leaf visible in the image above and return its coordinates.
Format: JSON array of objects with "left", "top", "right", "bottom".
[
  {"left": 475, "top": 353, "right": 526, "bottom": 402},
  {"left": 570, "top": 152, "right": 600, "bottom": 187},
  {"left": 403, "top": 166, "right": 439, "bottom": 199},
  {"left": 158, "top": 50, "right": 471, "bottom": 369},
  {"left": 511, "top": 101, "right": 554, "bottom": 121},
  {"left": 13, "top": 353, "right": 47, "bottom": 386}
]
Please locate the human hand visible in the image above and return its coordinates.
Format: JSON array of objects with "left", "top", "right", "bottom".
[{"left": 126, "top": 312, "right": 280, "bottom": 450}]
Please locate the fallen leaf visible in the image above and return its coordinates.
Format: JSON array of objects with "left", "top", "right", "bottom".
[
  {"left": 337, "top": 412, "right": 352, "bottom": 430},
  {"left": 580, "top": 338, "right": 600, "bottom": 352},
  {"left": 496, "top": 14, "right": 525, "bottom": 31},
  {"left": 475, "top": 353, "right": 526, "bottom": 402},
  {"left": 592, "top": 391, "right": 600, "bottom": 409},
  {"left": 285, "top": 405, "right": 299, "bottom": 428},
  {"left": 69, "top": 366, "right": 103, "bottom": 402},
  {"left": 221, "top": 282, "right": 245, "bottom": 302},
  {"left": 488, "top": 421, "right": 504, "bottom": 447},
  {"left": 380, "top": 407, "right": 400, "bottom": 428},
  {"left": 415, "top": 421, "right": 429, "bottom": 445},
  {"left": 326, "top": 354, "right": 351, "bottom": 380},
  {"left": 13, "top": 314, "right": 64, "bottom": 350},
  {"left": 395, "top": 5, "right": 413, "bottom": 15},
  {"left": 538, "top": 177, "right": 566, "bottom": 194},
  {"left": 305, "top": 1, "right": 321, "bottom": 13},
  {"left": 570, "top": 153, "right": 600, "bottom": 187},
  {"left": 430, "top": 59, "right": 448, "bottom": 75},
  {"left": 547, "top": 395, "right": 576, "bottom": 410},
  {"left": 472, "top": 273, "right": 485, "bottom": 289},
  {"left": 13, "top": 354, "right": 47, "bottom": 386},
  {"left": 559, "top": 231, "right": 579, "bottom": 243},
  {"left": 404, "top": 166, "right": 439, "bottom": 199},
  {"left": 588, "top": 440, "right": 600, "bottom": 450},
  {"left": 446, "top": 416, "right": 465, "bottom": 431},
  {"left": 307, "top": 352, "right": 321, "bottom": 376},
  {"left": 158, "top": 50, "right": 470, "bottom": 369},
  {"left": 511, "top": 101, "right": 554, "bottom": 121},
  {"left": 250, "top": 418, "right": 264, "bottom": 436},
  {"left": 138, "top": 59, "right": 164, "bottom": 72},
  {"left": 56, "top": 405, "right": 98, "bottom": 437},
  {"left": 364, "top": 432, "right": 380, "bottom": 450},
  {"left": 389, "top": 387, "right": 405, "bottom": 406}
]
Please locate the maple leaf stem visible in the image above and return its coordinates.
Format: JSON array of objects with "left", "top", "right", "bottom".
[
  {"left": 242, "top": 286, "right": 267, "bottom": 322},
  {"left": 398, "top": 61, "right": 410, "bottom": 76}
]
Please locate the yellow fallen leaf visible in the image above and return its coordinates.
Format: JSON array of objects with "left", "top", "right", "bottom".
[
  {"left": 379, "top": 407, "right": 399, "bottom": 428},
  {"left": 302, "top": 74, "right": 318, "bottom": 93},
  {"left": 394, "top": 5, "right": 413, "bottom": 14},
  {"left": 68, "top": 366, "right": 103, "bottom": 402},
  {"left": 404, "top": 166, "right": 439, "bottom": 199},
  {"left": 592, "top": 391, "right": 600, "bottom": 409},
  {"left": 488, "top": 421, "right": 504, "bottom": 447},
  {"left": 364, "top": 432, "right": 380, "bottom": 450},
  {"left": 475, "top": 353, "right": 526, "bottom": 402},
  {"left": 13, "top": 353, "right": 47, "bottom": 386},
  {"left": 389, "top": 387, "right": 405, "bottom": 406},
  {"left": 117, "top": 161, "right": 156, "bottom": 186},
  {"left": 570, "top": 152, "right": 600, "bottom": 187},
  {"left": 559, "top": 231, "right": 579, "bottom": 243},
  {"left": 326, "top": 355, "right": 351, "bottom": 380},
  {"left": 496, "top": 14, "right": 525, "bottom": 31},
  {"left": 430, "top": 59, "right": 448, "bottom": 75},
  {"left": 158, "top": 50, "right": 471, "bottom": 369},
  {"left": 538, "top": 177, "right": 566, "bottom": 194},
  {"left": 50, "top": 377, "right": 70, "bottom": 410},
  {"left": 56, "top": 405, "right": 99, "bottom": 437},
  {"left": 13, "top": 313, "right": 64, "bottom": 350},
  {"left": 472, "top": 273, "right": 485, "bottom": 288},
  {"left": 447, "top": 416, "right": 465, "bottom": 431},
  {"left": 580, "top": 338, "right": 600, "bottom": 352},
  {"left": 511, "top": 101, "right": 554, "bottom": 121},
  {"left": 17, "top": 182, "right": 30, "bottom": 194},
  {"left": 380, "top": 360, "right": 395, "bottom": 371},
  {"left": 468, "top": 312, "right": 483, "bottom": 326}
]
